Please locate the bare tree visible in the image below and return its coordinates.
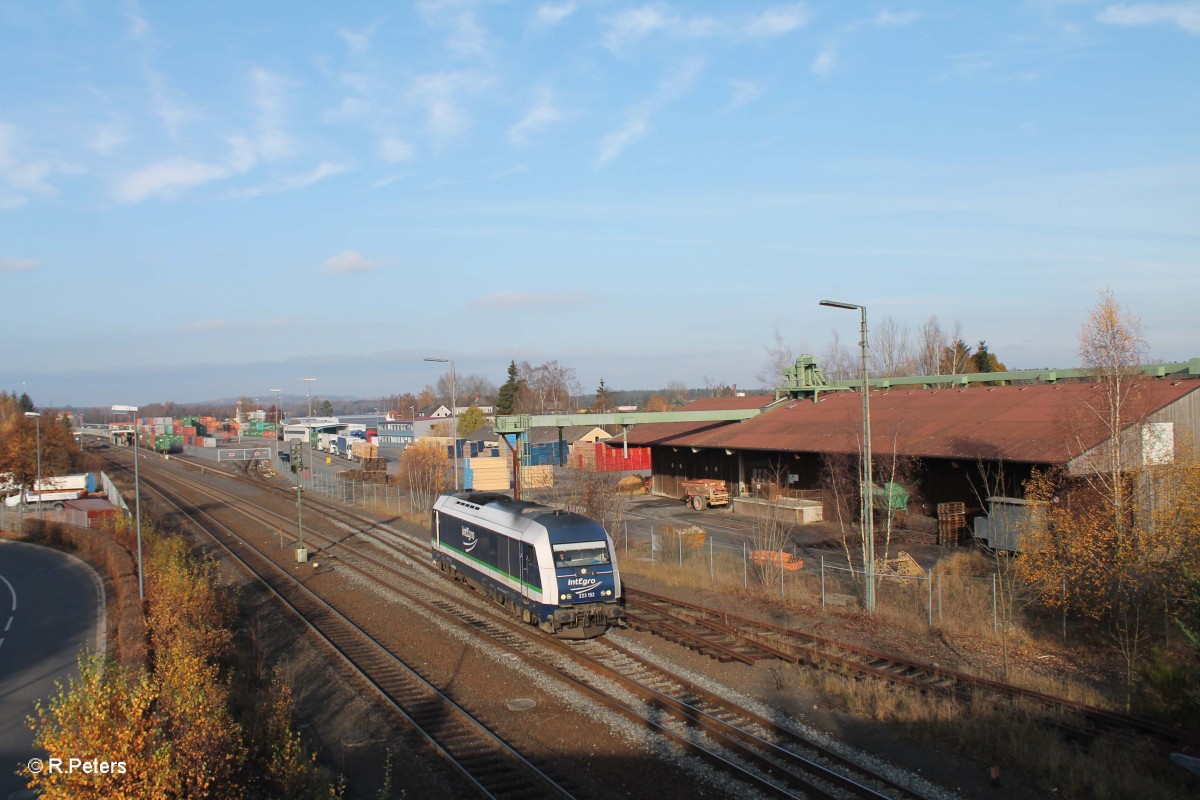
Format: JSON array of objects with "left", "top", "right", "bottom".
[
  {"left": 664, "top": 380, "right": 689, "bottom": 406},
  {"left": 822, "top": 328, "right": 857, "bottom": 381},
  {"left": 702, "top": 376, "right": 736, "bottom": 397},
  {"left": 546, "top": 470, "right": 629, "bottom": 535},
  {"left": 939, "top": 321, "right": 973, "bottom": 375},
  {"left": 869, "top": 315, "right": 915, "bottom": 378},
  {"left": 969, "top": 460, "right": 1037, "bottom": 680},
  {"left": 756, "top": 328, "right": 808, "bottom": 390},
  {"left": 440, "top": 373, "right": 497, "bottom": 407},
  {"left": 398, "top": 441, "right": 449, "bottom": 512},
  {"left": 821, "top": 452, "right": 860, "bottom": 576},
  {"left": 749, "top": 460, "right": 792, "bottom": 588},
  {"left": 516, "top": 360, "right": 580, "bottom": 414},
  {"left": 915, "top": 315, "right": 946, "bottom": 376},
  {"left": 1077, "top": 288, "right": 1149, "bottom": 537}
]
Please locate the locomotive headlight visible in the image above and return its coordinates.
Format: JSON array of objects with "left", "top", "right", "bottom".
[{"left": 560, "top": 593, "right": 570, "bottom": 601}]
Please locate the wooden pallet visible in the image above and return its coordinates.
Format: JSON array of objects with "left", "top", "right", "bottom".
[{"left": 937, "top": 502, "right": 968, "bottom": 546}]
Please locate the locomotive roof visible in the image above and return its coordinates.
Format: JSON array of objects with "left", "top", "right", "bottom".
[{"left": 437, "top": 492, "right": 608, "bottom": 541}]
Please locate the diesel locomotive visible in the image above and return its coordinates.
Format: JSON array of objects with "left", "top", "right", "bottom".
[{"left": 430, "top": 491, "right": 624, "bottom": 638}]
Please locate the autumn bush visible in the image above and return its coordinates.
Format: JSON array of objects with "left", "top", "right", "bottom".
[{"left": 26, "top": 522, "right": 340, "bottom": 799}]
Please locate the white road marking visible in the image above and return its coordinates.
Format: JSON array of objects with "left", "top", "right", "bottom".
[
  {"left": 4, "top": 616, "right": 11, "bottom": 631},
  {"left": 0, "top": 572, "right": 15, "bottom": 613}
]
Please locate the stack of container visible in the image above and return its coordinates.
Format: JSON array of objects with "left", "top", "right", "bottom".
[{"left": 572, "top": 442, "right": 651, "bottom": 472}]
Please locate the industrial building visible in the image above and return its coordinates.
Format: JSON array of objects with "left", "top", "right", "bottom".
[{"left": 622, "top": 376, "right": 1200, "bottom": 519}]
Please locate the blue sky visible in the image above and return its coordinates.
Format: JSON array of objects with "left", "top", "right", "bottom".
[{"left": 2, "top": 1, "right": 1197, "bottom": 407}]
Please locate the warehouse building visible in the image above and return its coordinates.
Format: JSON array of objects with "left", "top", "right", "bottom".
[{"left": 622, "top": 378, "right": 1200, "bottom": 517}]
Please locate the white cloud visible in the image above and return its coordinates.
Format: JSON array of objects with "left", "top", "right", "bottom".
[
  {"left": 379, "top": 136, "right": 414, "bottom": 163},
  {"left": 532, "top": 2, "right": 576, "bottom": 28},
  {"left": 812, "top": 43, "right": 838, "bottom": 75},
  {"left": 418, "top": 0, "right": 489, "bottom": 57},
  {"left": 508, "top": 88, "right": 567, "bottom": 145},
  {"left": 121, "top": 0, "right": 150, "bottom": 42},
  {"left": 473, "top": 290, "right": 587, "bottom": 309},
  {"left": 114, "top": 159, "right": 230, "bottom": 204},
  {"left": 722, "top": 80, "right": 764, "bottom": 112},
  {"left": 247, "top": 68, "right": 299, "bottom": 163},
  {"left": 408, "top": 71, "right": 490, "bottom": 145},
  {"left": 339, "top": 21, "right": 381, "bottom": 54},
  {"left": 120, "top": 5, "right": 195, "bottom": 141},
  {"left": 88, "top": 122, "right": 129, "bottom": 155},
  {"left": 873, "top": 10, "right": 921, "bottom": 27},
  {"left": 598, "top": 116, "right": 650, "bottom": 165},
  {"left": 0, "top": 122, "right": 66, "bottom": 207},
  {"left": 0, "top": 257, "right": 40, "bottom": 272},
  {"left": 597, "top": 59, "right": 703, "bottom": 165},
  {"left": 1097, "top": 3, "right": 1200, "bottom": 33},
  {"left": 604, "top": 6, "right": 670, "bottom": 49},
  {"left": 322, "top": 250, "right": 378, "bottom": 275},
  {"left": 226, "top": 162, "right": 349, "bottom": 199},
  {"left": 745, "top": 4, "right": 809, "bottom": 37}
]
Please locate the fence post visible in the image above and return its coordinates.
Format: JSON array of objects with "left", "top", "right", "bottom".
[
  {"left": 927, "top": 569, "right": 933, "bottom": 629},
  {"left": 992, "top": 573, "right": 998, "bottom": 634},
  {"left": 820, "top": 555, "right": 825, "bottom": 608},
  {"left": 709, "top": 537, "right": 714, "bottom": 583},
  {"left": 937, "top": 569, "right": 942, "bottom": 624}
]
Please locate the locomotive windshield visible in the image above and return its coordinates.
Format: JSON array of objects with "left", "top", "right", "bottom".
[{"left": 552, "top": 542, "right": 611, "bottom": 567}]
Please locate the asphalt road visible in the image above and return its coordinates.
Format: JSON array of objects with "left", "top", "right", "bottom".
[{"left": 0, "top": 541, "right": 105, "bottom": 800}]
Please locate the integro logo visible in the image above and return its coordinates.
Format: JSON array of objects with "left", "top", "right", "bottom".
[
  {"left": 566, "top": 577, "right": 601, "bottom": 594},
  {"left": 462, "top": 526, "right": 478, "bottom": 553}
]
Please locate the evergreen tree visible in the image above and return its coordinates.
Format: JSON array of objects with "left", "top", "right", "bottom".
[
  {"left": 590, "top": 378, "right": 612, "bottom": 413},
  {"left": 319, "top": 399, "right": 334, "bottom": 416},
  {"left": 971, "top": 340, "right": 1007, "bottom": 373},
  {"left": 973, "top": 341, "right": 994, "bottom": 373},
  {"left": 496, "top": 360, "right": 522, "bottom": 415}
]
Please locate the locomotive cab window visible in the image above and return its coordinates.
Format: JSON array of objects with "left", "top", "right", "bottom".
[{"left": 552, "top": 542, "right": 610, "bottom": 567}]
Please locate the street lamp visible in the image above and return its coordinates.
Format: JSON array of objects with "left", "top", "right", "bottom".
[
  {"left": 424, "top": 357, "right": 458, "bottom": 491},
  {"left": 270, "top": 389, "right": 283, "bottom": 459},
  {"left": 112, "top": 404, "right": 144, "bottom": 601},
  {"left": 23, "top": 412, "right": 41, "bottom": 521},
  {"left": 302, "top": 377, "right": 317, "bottom": 418},
  {"left": 820, "top": 299, "right": 875, "bottom": 613}
]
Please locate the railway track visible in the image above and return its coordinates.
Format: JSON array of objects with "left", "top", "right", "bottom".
[
  {"left": 104, "top": 448, "right": 951, "bottom": 800},
  {"left": 625, "top": 589, "right": 1200, "bottom": 755},
  {"left": 126, "top": 464, "right": 577, "bottom": 800}
]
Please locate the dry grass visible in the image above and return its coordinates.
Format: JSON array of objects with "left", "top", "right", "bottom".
[
  {"left": 788, "top": 665, "right": 1193, "bottom": 799},
  {"left": 615, "top": 532, "right": 1196, "bottom": 799}
]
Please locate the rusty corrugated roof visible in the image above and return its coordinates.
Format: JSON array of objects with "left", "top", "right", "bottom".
[
  {"left": 624, "top": 381, "right": 1199, "bottom": 464},
  {"left": 621, "top": 395, "right": 775, "bottom": 444}
]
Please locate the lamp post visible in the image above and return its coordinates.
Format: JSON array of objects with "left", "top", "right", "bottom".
[
  {"left": 112, "top": 404, "right": 144, "bottom": 601},
  {"left": 424, "top": 357, "right": 458, "bottom": 491},
  {"left": 23, "top": 412, "right": 41, "bottom": 520},
  {"left": 820, "top": 299, "right": 875, "bottom": 613},
  {"left": 300, "top": 377, "right": 317, "bottom": 492},
  {"left": 270, "top": 389, "right": 283, "bottom": 459},
  {"left": 302, "top": 377, "right": 317, "bottom": 418}
]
